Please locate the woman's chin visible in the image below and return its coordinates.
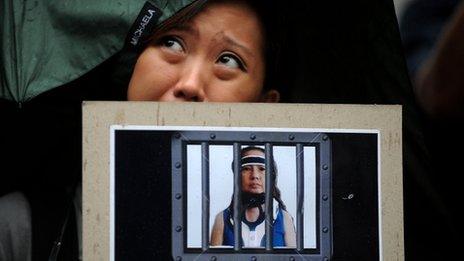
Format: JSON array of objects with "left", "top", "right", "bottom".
[{"left": 247, "top": 189, "right": 263, "bottom": 194}]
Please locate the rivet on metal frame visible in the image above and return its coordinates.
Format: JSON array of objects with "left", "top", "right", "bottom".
[
  {"left": 175, "top": 257, "right": 182, "bottom": 261},
  {"left": 322, "top": 164, "right": 328, "bottom": 170},
  {"left": 175, "top": 133, "right": 181, "bottom": 139},
  {"left": 322, "top": 227, "right": 329, "bottom": 233},
  {"left": 251, "top": 256, "right": 257, "bottom": 261},
  {"left": 288, "top": 134, "right": 295, "bottom": 140},
  {"left": 250, "top": 134, "right": 256, "bottom": 140},
  {"left": 322, "top": 195, "right": 329, "bottom": 201},
  {"left": 175, "top": 193, "right": 182, "bottom": 200},
  {"left": 322, "top": 135, "right": 329, "bottom": 141},
  {"left": 210, "top": 133, "right": 216, "bottom": 140},
  {"left": 175, "top": 162, "right": 182, "bottom": 169},
  {"left": 210, "top": 256, "right": 217, "bottom": 261},
  {"left": 175, "top": 226, "right": 182, "bottom": 232}
]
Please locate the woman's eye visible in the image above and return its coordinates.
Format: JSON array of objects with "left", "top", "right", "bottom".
[
  {"left": 241, "top": 166, "right": 252, "bottom": 172},
  {"left": 217, "top": 54, "right": 245, "bottom": 71},
  {"left": 160, "top": 37, "right": 184, "bottom": 53}
]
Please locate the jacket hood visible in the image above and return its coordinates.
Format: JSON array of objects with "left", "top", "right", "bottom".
[{"left": 0, "top": 0, "right": 195, "bottom": 103}]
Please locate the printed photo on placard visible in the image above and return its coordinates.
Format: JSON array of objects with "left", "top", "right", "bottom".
[
  {"left": 186, "top": 144, "right": 317, "bottom": 249},
  {"left": 110, "top": 126, "right": 380, "bottom": 261}
]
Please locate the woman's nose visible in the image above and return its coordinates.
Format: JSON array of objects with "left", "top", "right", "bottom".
[
  {"left": 250, "top": 168, "right": 260, "bottom": 180},
  {"left": 172, "top": 62, "right": 206, "bottom": 102}
]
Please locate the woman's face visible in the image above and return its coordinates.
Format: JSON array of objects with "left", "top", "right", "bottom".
[
  {"left": 127, "top": 1, "right": 279, "bottom": 102},
  {"left": 241, "top": 149, "right": 266, "bottom": 194}
]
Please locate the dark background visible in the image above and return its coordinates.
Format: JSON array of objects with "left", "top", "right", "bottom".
[{"left": 115, "top": 130, "right": 379, "bottom": 261}]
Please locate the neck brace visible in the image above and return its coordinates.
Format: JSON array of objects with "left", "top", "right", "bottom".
[{"left": 242, "top": 192, "right": 266, "bottom": 209}]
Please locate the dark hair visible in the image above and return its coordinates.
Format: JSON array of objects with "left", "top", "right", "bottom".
[
  {"left": 147, "top": 0, "right": 208, "bottom": 39},
  {"left": 231, "top": 146, "right": 287, "bottom": 211},
  {"left": 245, "top": 0, "right": 285, "bottom": 93},
  {"left": 144, "top": 0, "right": 284, "bottom": 93}
]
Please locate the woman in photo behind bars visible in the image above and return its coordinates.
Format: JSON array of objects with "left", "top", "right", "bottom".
[{"left": 210, "top": 146, "right": 296, "bottom": 247}]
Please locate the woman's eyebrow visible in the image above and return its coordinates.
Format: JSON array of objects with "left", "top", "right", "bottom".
[
  {"left": 170, "top": 24, "right": 199, "bottom": 38},
  {"left": 169, "top": 25, "right": 255, "bottom": 58},
  {"left": 222, "top": 35, "right": 255, "bottom": 58}
]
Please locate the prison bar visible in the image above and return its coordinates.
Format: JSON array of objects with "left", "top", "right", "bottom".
[
  {"left": 296, "top": 144, "right": 305, "bottom": 251},
  {"left": 201, "top": 142, "right": 210, "bottom": 251},
  {"left": 233, "top": 143, "right": 242, "bottom": 250},
  {"left": 265, "top": 143, "right": 274, "bottom": 250}
]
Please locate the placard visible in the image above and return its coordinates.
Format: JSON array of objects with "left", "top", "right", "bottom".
[{"left": 83, "top": 102, "right": 403, "bottom": 260}]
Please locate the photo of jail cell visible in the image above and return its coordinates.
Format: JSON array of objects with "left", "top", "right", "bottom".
[{"left": 187, "top": 144, "right": 316, "bottom": 250}]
